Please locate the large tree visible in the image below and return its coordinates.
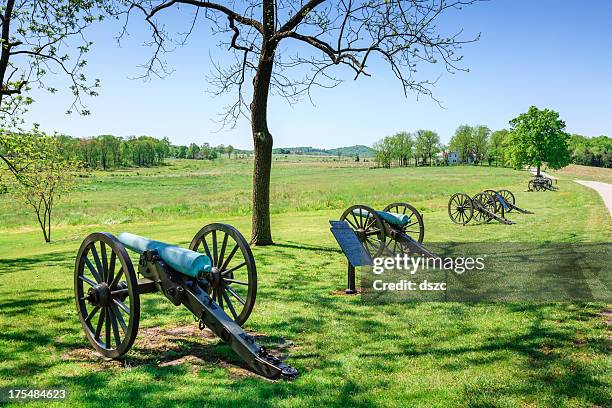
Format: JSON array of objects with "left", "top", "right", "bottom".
[
  {"left": 394, "top": 132, "right": 413, "bottom": 167},
  {"left": 488, "top": 129, "right": 509, "bottom": 166},
  {"left": 508, "top": 106, "right": 570, "bottom": 176},
  {"left": 128, "top": 0, "right": 481, "bottom": 244},
  {"left": 415, "top": 129, "right": 440, "bottom": 166},
  {"left": 450, "top": 124, "right": 473, "bottom": 164},
  {"left": 471, "top": 125, "right": 489, "bottom": 164}
]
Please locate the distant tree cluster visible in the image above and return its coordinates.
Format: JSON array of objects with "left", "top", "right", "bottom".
[
  {"left": 373, "top": 131, "right": 441, "bottom": 168},
  {"left": 57, "top": 135, "right": 171, "bottom": 169},
  {"left": 567, "top": 134, "right": 611, "bottom": 168},
  {"left": 376, "top": 106, "right": 608, "bottom": 170},
  {"left": 50, "top": 135, "right": 243, "bottom": 170},
  {"left": 174, "top": 143, "right": 236, "bottom": 160},
  {"left": 448, "top": 125, "right": 491, "bottom": 165}
]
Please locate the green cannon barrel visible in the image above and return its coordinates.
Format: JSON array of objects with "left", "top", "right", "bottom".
[
  {"left": 117, "top": 232, "right": 212, "bottom": 279},
  {"left": 351, "top": 209, "right": 410, "bottom": 227}
]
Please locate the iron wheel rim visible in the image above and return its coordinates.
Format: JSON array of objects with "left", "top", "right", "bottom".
[
  {"left": 383, "top": 202, "right": 425, "bottom": 243},
  {"left": 497, "top": 189, "right": 515, "bottom": 212},
  {"left": 448, "top": 193, "right": 473, "bottom": 225},
  {"left": 340, "top": 204, "right": 386, "bottom": 258},
  {"left": 75, "top": 232, "right": 140, "bottom": 358},
  {"left": 190, "top": 223, "right": 256, "bottom": 326}
]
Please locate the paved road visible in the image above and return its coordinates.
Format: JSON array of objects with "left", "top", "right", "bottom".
[{"left": 575, "top": 180, "right": 612, "bottom": 217}]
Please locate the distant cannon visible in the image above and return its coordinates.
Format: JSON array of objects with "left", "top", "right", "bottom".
[
  {"left": 448, "top": 189, "right": 533, "bottom": 225},
  {"left": 74, "top": 224, "right": 298, "bottom": 380},
  {"left": 528, "top": 175, "right": 558, "bottom": 191}
]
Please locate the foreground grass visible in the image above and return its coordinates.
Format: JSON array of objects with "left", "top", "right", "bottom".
[{"left": 0, "top": 160, "right": 610, "bottom": 407}]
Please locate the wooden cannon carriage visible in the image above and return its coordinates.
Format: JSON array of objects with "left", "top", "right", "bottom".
[
  {"left": 447, "top": 189, "right": 533, "bottom": 225},
  {"left": 330, "top": 202, "right": 438, "bottom": 293},
  {"left": 528, "top": 175, "right": 558, "bottom": 191},
  {"left": 74, "top": 224, "right": 298, "bottom": 380}
]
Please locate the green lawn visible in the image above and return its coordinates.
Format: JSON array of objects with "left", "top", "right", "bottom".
[{"left": 0, "top": 159, "right": 610, "bottom": 407}]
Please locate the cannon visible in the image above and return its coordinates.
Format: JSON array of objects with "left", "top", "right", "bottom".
[
  {"left": 330, "top": 202, "right": 437, "bottom": 293},
  {"left": 73, "top": 223, "right": 298, "bottom": 380},
  {"left": 339, "top": 202, "right": 436, "bottom": 258},
  {"left": 482, "top": 189, "right": 534, "bottom": 216},
  {"left": 447, "top": 189, "right": 532, "bottom": 225},
  {"left": 528, "top": 175, "right": 558, "bottom": 191}
]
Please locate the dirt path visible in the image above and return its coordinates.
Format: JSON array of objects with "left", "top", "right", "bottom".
[{"left": 575, "top": 180, "right": 612, "bottom": 217}]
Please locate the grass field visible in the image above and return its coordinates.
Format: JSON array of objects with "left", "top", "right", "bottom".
[
  {"left": 548, "top": 164, "right": 612, "bottom": 184},
  {"left": 0, "top": 159, "right": 610, "bottom": 407}
]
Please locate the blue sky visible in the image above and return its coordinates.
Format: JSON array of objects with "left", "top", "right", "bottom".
[{"left": 24, "top": 0, "right": 612, "bottom": 149}]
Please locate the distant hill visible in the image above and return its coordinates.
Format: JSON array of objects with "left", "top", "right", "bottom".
[
  {"left": 327, "top": 145, "right": 375, "bottom": 157},
  {"left": 271, "top": 145, "right": 374, "bottom": 157}
]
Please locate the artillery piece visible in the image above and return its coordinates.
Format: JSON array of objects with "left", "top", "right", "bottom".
[
  {"left": 339, "top": 202, "right": 438, "bottom": 258},
  {"left": 74, "top": 223, "right": 298, "bottom": 380},
  {"left": 330, "top": 202, "right": 438, "bottom": 293},
  {"left": 448, "top": 189, "right": 533, "bottom": 225},
  {"left": 528, "top": 175, "right": 558, "bottom": 191}
]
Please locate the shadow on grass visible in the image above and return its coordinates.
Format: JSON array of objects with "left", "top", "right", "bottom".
[
  {"left": 273, "top": 241, "right": 342, "bottom": 254},
  {"left": 356, "top": 303, "right": 610, "bottom": 406},
  {"left": 0, "top": 251, "right": 73, "bottom": 275},
  {"left": 0, "top": 261, "right": 609, "bottom": 407}
]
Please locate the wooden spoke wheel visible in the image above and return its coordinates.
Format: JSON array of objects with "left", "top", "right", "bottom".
[
  {"left": 528, "top": 179, "right": 536, "bottom": 192},
  {"left": 497, "top": 189, "right": 515, "bottom": 212},
  {"left": 340, "top": 204, "right": 386, "bottom": 258},
  {"left": 190, "top": 223, "right": 256, "bottom": 326},
  {"left": 483, "top": 189, "right": 504, "bottom": 214},
  {"left": 472, "top": 192, "right": 495, "bottom": 223},
  {"left": 75, "top": 233, "right": 140, "bottom": 358},
  {"left": 448, "top": 193, "right": 474, "bottom": 225},
  {"left": 534, "top": 180, "right": 543, "bottom": 191},
  {"left": 383, "top": 202, "right": 425, "bottom": 243}
]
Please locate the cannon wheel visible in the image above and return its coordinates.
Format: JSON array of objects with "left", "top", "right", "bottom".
[
  {"left": 534, "top": 180, "right": 543, "bottom": 191},
  {"left": 472, "top": 192, "right": 495, "bottom": 223},
  {"left": 483, "top": 189, "right": 504, "bottom": 214},
  {"left": 448, "top": 193, "right": 474, "bottom": 225},
  {"left": 340, "top": 204, "right": 386, "bottom": 258},
  {"left": 528, "top": 179, "right": 536, "bottom": 192},
  {"left": 75, "top": 233, "right": 140, "bottom": 359},
  {"left": 383, "top": 202, "right": 424, "bottom": 243},
  {"left": 497, "top": 189, "right": 516, "bottom": 212},
  {"left": 190, "top": 223, "right": 256, "bottom": 326}
]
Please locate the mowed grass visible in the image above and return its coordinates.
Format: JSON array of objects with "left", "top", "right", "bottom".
[
  {"left": 549, "top": 164, "right": 612, "bottom": 184},
  {"left": 0, "top": 159, "right": 610, "bottom": 407}
]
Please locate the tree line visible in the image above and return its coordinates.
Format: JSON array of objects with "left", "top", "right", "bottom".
[
  {"left": 52, "top": 135, "right": 239, "bottom": 170},
  {"left": 375, "top": 123, "right": 610, "bottom": 169},
  {"left": 175, "top": 143, "right": 236, "bottom": 161},
  {"left": 567, "top": 134, "right": 611, "bottom": 168},
  {"left": 373, "top": 130, "right": 441, "bottom": 168}
]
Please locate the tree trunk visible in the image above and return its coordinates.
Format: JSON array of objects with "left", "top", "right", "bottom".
[
  {"left": 0, "top": 0, "right": 16, "bottom": 104},
  {"left": 250, "top": 44, "right": 276, "bottom": 245},
  {"left": 536, "top": 163, "right": 541, "bottom": 176},
  {"left": 46, "top": 204, "right": 52, "bottom": 242}
]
